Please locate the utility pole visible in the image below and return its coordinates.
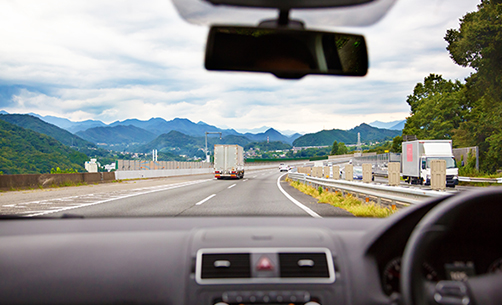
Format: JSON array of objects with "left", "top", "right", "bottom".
[{"left": 205, "top": 132, "right": 222, "bottom": 162}]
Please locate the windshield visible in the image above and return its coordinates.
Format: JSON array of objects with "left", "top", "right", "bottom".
[
  {"left": 426, "top": 157, "right": 457, "bottom": 169},
  {"left": 1, "top": 0, "right": 497, "bottom": 219}
]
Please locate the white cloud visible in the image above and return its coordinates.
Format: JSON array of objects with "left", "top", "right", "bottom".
[{"left": 0, "top": 0, "right": 480, "bottom": 133}]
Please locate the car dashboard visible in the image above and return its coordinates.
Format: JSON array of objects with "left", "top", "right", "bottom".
[{"left": 1, "top": 192, "right": 500, "bottom": 305}]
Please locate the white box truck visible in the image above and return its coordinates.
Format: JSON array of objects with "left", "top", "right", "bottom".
[
  {"left": 214, "top": 144, "right": 245, "bottom": 179},
  {"left": 401, "top": 140, "right": 458, "bottom": 187}
]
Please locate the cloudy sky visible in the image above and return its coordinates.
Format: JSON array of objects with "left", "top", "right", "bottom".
[{"left": 0, "top": 0, "right": 479, "bottom": 134}]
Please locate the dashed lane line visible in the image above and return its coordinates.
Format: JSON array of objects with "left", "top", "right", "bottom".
[{"left": 195, "top": 194, "right": 216, "bottom": 206}]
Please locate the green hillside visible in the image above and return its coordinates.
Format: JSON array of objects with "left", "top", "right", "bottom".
[
  {"left": 0, "top": 114, "right": 96, "bottom": 149},
  {"left": 220, "top": 135, "right": 251, "bottom": 146},
  {"left": 138, "top": 130, "right": 205, "bottom": 158},
  {"left": 0, "top": 119, "right": 88, "bottom": 174},
  {"left": 351, "top": 123, "right": 402, "bottom": 142},
  {"left": 293, "top": 123, "right": 401, "bottom": 146}
]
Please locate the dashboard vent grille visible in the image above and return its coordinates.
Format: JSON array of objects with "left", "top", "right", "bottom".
[
  {"left": 279, "top": 253, "right": 330, "bottom": 278},
  {"left": 200, "top": 253, "right": 251, "bottom": 279}
]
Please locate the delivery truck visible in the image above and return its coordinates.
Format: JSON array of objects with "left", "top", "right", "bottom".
[
  {"left": 213, "top": 144, "right": 245, "bottom": 179},
  {"left": 401, "top": 140, "right": 458, "bottom": 187}
]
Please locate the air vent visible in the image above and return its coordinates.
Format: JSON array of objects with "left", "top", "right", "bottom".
[
  {"left": 196, "top": 248, "right": 335, "bottom": 284},
  {"left": 200, "top": 253, "right": 251, "bottom": 279},
  {"left": 279, "top": 253, "right": 330, "bottom": 278}
]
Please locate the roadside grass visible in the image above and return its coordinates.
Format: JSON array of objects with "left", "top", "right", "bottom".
[
  {"left": 458, "top": 168, "right": 502, "bottom": 186},
  {"left": 286, "top": 178, "right": 396, "bottom": 218},
  {"left": 56, "top": 181, "right": 88, "bottom": 187},
  {"left": 459, "top": 167, "right": 502, "bottom": 178}
]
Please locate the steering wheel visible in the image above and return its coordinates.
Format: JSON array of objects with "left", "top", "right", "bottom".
[{"left": 400, "top": 188, "right": 502, "bottom": 305}]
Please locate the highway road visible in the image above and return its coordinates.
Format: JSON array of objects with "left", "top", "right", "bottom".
[{"left": 0, "top": 170, "right": 354, "bottom": 218}]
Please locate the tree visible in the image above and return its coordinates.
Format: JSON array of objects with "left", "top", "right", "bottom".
[
  {"left": 391, "top": 136, "right": 403, "bottom": 153},
  {"left": 399, "top": 0, "right": 502, "bottom": 172},
  {"left": 337, "top": 142, "right": 348, "bottom": 155},
  {"left": 444, "top": 0, "right": 502, "bottom": 172},
  {"left": 402, "top": 74, "right": 466, "bottom": 141},
  {"left": 330, "top": 140, "right": 338, "bottom": 155},
  {"left": 445, "top": 0, "right": 502, "bottom": 98}
]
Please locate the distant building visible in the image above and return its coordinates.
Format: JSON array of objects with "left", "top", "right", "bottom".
[
  {"left": 85, "top": 159, "right": 100, "bottom": 173},
  {"left": 104, "top": 163, "right": 116, "bottom": 172}
]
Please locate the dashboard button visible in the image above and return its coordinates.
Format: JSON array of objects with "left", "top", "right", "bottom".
[
  {"left": 257, "top": 256, "right": 274, "bottom": 270},
  {"left": 222, "top": 292, "right": 236, "bottom": 303}
]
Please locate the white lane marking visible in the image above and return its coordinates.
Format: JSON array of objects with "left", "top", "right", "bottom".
[
  {"left": 195, "top": 194, "right": 216, "bottom": 206},
  {"left": 228, "top": 184, "right": 236, "bottom": 189},
  {"left": 252, "top": 176, "right": 257, "bottom": 178},
  {"left": 243, "top": 179, "right": 248, "bottom": 182},
  {"left": 276, "top": 173, "right": 322, "bottom": 218},
  {"left": 25, "top": 179, "right": 212, "bottom": 217}
]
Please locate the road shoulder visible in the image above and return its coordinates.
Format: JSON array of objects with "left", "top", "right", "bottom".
[{"left": 279, "top": 175, "right": 354, "bottom": 217}]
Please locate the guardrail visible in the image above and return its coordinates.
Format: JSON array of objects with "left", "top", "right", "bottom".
[
  {"left": 458, "top": 176, "right": 502, "bottom": 183},
  {"left": 287, "top": 172, "right": 448, "bottom": 206},
  {"left": 355, "top": 171, "right": 501, "bottom": 184}
]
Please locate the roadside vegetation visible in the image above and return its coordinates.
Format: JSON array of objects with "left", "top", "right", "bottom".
[
  {"left": 286, "top": 178, "right": 396, "bottom": 218},
  {"left": 398, "top": 0, "right": 502, "bottom": 174}
]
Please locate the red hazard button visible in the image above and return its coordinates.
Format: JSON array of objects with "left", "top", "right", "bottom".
[{"left": 256, "top": 256, "right": 274, "bottom": 271}]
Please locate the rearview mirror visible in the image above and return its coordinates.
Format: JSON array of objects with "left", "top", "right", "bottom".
[{"left": 205, "top": 26, "right": 368, "bottom": 79}]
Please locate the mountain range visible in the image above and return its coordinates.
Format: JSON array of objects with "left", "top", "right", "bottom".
[
  {"left": 292, "top": 123, "right": 402, "bottom": 147},
  {"left": 18, "top": 113, "right": 302, "bottom": 146},
  {"left": 76, "top": 125, "right": 157, "bottom": 146},
  {"left": 1, "top": 110, "right": 404, "bottom": 151},
  {"left": 28, "top": 113, "right": 107, "bottom": 133},
  {"left": 368, "top": 120, "right": 405, "bottom": 130},
  {"left": 0, "top": 110, "right": 406, "bottom": 173}
]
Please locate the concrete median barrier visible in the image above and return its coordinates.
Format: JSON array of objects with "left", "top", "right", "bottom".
[{"left": 0, "top": 172, "right": 116, "bottom": 190}]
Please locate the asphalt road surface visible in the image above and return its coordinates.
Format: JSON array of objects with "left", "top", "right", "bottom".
[{"left": 0, "top": 170, "right": 354, "bottom": 218}]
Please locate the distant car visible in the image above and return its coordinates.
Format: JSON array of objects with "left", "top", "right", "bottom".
[
  {"left": 353, "top": 166, "right": 363, "bottom": 180},
  {"left": 341, "top": 166, "right": 375, "bottom": 181},
  {"left": 279, "top": 164, "right": 289, "bottom": 171}
]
